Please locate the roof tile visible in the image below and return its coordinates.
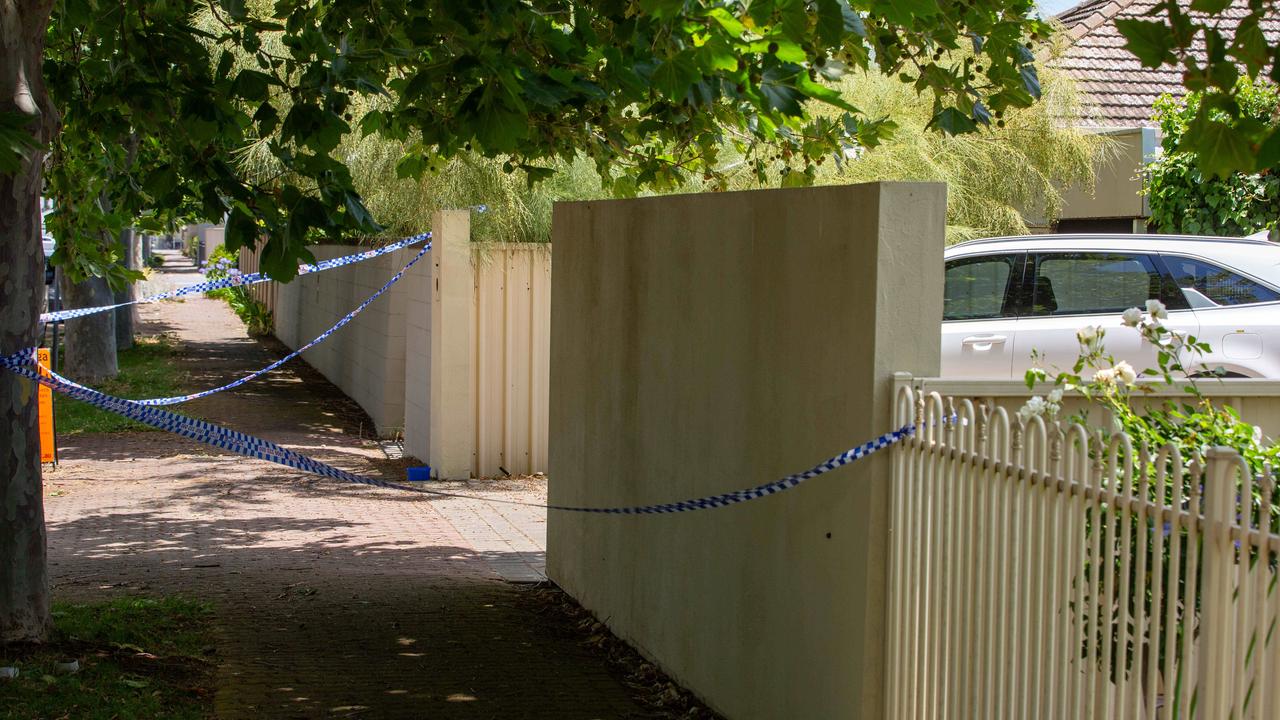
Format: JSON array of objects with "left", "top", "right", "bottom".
[{"left": 1051, "top": 0, "right": 1280, "bottom": 126}]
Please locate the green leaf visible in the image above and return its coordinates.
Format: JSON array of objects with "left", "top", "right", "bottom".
[
  {"left": 359, "top": 110, "right": 384, "bottom": 136},
  {"left": 231, "top": 70, "right": 273, "bottom": 101},
  {"left": 395, "top": 152, "right": 427, "bottom": 179},
  {"left": 1189, "top": 0, "right": 1232, "bottom": 13},
  {"left": 879, "top": 0, "right": 938, "bottom": 25},
  {"left": 343, "top": 191, "right": 379, "bottom": 231},
  {"left": 1187, "top": 116, "right": 1257, "bottom": 178},
  {"left": 930, "top": 107, "right": 977, "bottom": 135},
  {"left": 796, "top": 74, "right": 856, "bottom": 111},
  {"left": 473, "top": 97, "right": 529, "bottom": 152},
  {"left": 1020, "top": 64, "right": 1041, "bottom": 100},
  {"left": 652, "top": 52, "right": 700, "bottom": 100},
  {"left": 1229, "top": 17, "right": 1269, "bottom": 77},
  {"left": 638, "top": 0, "right": 685, "bottom": 19},
  {"left": 1115, "top": 18, "right": 1178, "bottom": 68},
  {"left": 696, "top": 37, "right": 739, "bottom": 73},
  {"left": 748, "top": 0, "right": 776, "bottom": 26},
  {"left": 705, "top": 7, "right": 745, "bottom": 36},
  {"left": 760, "top": 79, "right": 804, "bottom": 115},
  {"left": 1257, "top": 127, "right": 1280, "bottom": 168},
  {"left": 220, "top": 0, "right": 248, "bottom": 21}
]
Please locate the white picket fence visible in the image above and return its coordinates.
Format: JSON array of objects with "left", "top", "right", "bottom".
[{"left": 888, "top": 380, "right": 1280, "bottom": 719}]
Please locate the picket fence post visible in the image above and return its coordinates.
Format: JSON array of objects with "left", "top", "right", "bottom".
[{"left": 1198, "top": 446, "right": 1238, "bottom": 719}]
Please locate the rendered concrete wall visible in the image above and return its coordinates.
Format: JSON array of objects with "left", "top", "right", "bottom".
[
  {"left": 547, "top": 183, "right": 946, "bottom": 719},
  {"left": 1057, "top": 127, "right": 1156, "bottom": 221},
  {"left": 270, "top": 245, "right": 422, "bottom": 436},
  {"left": 243, "top": 221, "right": 553, "bottom": 468}
]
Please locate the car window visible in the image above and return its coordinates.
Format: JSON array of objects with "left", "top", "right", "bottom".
[
  {"left": 1028, "top": 253, "right": 1163, "bottom": 316},
  {"left": 1162, "top": 255, "right": 1280, "bottom": 306},
  {"left": 944, "top": 254, "right": 1019, "bottom": 321}
]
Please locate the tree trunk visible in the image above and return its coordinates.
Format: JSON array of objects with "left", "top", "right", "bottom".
[
  {"left": 1, "top": 0, "right": 58, "bottom": 644},
  {"left": 59, "top": 272, "right": 117, "bottom": 382},
  {"left": 113, "top": 227, "right": 136, "bottom": 351}
]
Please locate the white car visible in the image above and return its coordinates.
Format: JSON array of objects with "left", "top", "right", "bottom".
[{"left": 942, "top": 234, "right": 1280, "bottom": 378}]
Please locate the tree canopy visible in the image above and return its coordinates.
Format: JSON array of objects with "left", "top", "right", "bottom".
[
  {"left": 14, "top": 0, "right": 1051, "bottom": 282},
  {"left": 1116, "top": 0, "right": 1280, "bottom": 178}
]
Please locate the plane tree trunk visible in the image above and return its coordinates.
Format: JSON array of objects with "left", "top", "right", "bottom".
[
  {"left": 60, "top": 272, "right": 117, "bottom": 382},
  {"left": 0, "top": 0, "right": 58, "bottom": 644}
]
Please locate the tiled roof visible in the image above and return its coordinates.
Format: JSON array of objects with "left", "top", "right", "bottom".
[{"left": 1051, "top": 0, "right": 1280, "bottom": 127}]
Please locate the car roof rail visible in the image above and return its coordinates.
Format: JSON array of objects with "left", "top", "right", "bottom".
[{"left": 950, "top": 233, "right": 1277, "bottom": 249}]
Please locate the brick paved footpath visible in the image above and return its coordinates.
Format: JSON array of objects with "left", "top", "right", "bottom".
[{"left": 42, "top": 254, "right": 655, "bottom": 719}]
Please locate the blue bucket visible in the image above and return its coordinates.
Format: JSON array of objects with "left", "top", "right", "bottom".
[{"left": 405, "top": 466, "right": 432, "bottom": 482}]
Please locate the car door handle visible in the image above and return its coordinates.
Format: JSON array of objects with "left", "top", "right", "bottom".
[{"left": 961, "top": 335, "right": 1008, "bottom": 346}]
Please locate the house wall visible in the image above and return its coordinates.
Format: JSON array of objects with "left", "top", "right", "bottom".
[
  {"left": 1055, "top": 127, "right": 1158, "bottom": 230},
  {"left": 546, "top": 182, "right": 946, "bottom": 719}
]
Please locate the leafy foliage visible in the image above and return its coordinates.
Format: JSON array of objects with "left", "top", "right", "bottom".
[
  {"left": 1145, "top": 79, "right": 1280, "bottom": 237},
  {"left": 1024, "top": 302, "right": 1280, "bottom": 516},
  {"left": 336, "top": 57, "right": 1103, "bottom": 248},
  {"left": 203, "top": 246, "right": 272, "bottom": 335},
  {"left": 807, "top": 64, "right": 1107, "bottom": 242},
  {"left": 34, "top": 0, "right": 1050, "bottom": 282},
  {"left": 1115, "top": 1, "right": 1280, "bottom": 178}
]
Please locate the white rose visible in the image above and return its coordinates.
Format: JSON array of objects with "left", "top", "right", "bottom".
[
  {"left": 1121, "top": 307, "right": 1143, "bottom": 327},
  {"left": 1145, "top": 298, "right": 1168, "bottom": 319},
  {"left": 1047, "top": 388, "right": 1064, "bottom": 404},
  {"left": 1019, "top": 396, "right": 1048, "bottom": 421},
  {"left": 1076, "top": 325, "right": 1104, "bottom": 351},
  {"left": 1094, "top": 367, "right": 1116, "bottom": 384},
  {"left": 1113, "top": 361, "right": 1137, "bottom": 386}
]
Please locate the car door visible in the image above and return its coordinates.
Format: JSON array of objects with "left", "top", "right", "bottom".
[
  {"left": 1160, "top": 253, "right": 1280, "bottom": 377},
  {"left": 1011, "top": 251, "right": 1198, "bottom": 380},
  {"left": 941, "top": 252, "right": 1024, "bottom": 378}
]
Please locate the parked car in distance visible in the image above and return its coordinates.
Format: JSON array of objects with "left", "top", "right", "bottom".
[{"left": 942, "top": 234, "right": 1280, "bottom": 379}]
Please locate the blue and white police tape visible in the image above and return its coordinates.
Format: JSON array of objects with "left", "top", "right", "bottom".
[
  {"left": 24, "top": 242, "right": 431, "bottom": 406},
  {"left": 39, "top": 231, "right": 432, "bottom": 324},
  {"left": 1, "top": 356, "right": 914, "bottom": 514}
]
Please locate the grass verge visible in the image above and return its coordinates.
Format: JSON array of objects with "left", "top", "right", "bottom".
[
  {"left": 56, "top": 334, "right": 189, "bottom": 434},
  {"left": 0, "top": 596, "right": 215, "bottom": 720}
]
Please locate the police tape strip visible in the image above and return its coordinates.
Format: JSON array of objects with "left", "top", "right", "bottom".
[
  {"left": 22, "top": 242, "right": 431, "bottom": 406},
  {"left": 1, "top": 357, "right": 914, "bottom": 514},
  {"left": 40, "top": 231, "right": 432, "bottom": 324}
]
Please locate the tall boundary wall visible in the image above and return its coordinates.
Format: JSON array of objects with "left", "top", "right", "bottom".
[
  {"left": 547, "top": 182, "right": 946, "bottom": 719},
  {"left": 239, "top": 211, "right": 551, "bottom": 477}
]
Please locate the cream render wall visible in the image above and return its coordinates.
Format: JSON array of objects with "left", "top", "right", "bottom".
[
  {"left": 1056, "top": 127, "right": 1156, "bottom": 223},
  {"left": 547, "top": 182, "right": 947, "bottom": 719},
  {"left": 268, "top": 245, "right": 422, "bottom": 436},
  {"left": 240, "top": 221, "right": 552, "bottom": 474}
]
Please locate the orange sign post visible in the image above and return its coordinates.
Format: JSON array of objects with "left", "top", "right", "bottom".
[{"left": 36, "top": 348, "right": 56, "bottom": 464}]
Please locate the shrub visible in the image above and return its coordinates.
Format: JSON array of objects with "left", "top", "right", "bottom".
[
  {"left": 1145, "top": 78, "right": 1280, "bottom": 237},
  {"left": 200, "top": 246, "right": 272, "bottom": 335}
]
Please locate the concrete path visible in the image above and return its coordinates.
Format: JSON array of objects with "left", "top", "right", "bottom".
[{"left": 41, "top": 257, "right": 652, "bottom": 719}]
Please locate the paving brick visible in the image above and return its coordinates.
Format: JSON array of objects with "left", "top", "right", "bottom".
[{"left": 42, "top": 257, "right": 651, "bottom": 719}]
